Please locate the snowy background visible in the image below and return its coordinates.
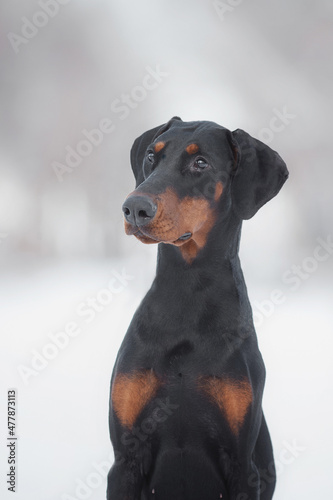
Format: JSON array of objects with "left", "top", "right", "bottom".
[{"left": 1, "top": 1, "right": 333, "bottom": 499}]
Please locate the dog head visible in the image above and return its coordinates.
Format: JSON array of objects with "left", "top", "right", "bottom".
[{"left": 122, "top": 117, "right": 288, "bottom": 261}]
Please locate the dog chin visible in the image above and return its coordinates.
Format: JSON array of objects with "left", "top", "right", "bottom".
[
  {"left": 133, "top": 231, "right": 192, "bottom": 247},
  {"left": 125, "top": 221, "right": 193, "bottom": 246},
  {"left": 133, "top": 232, "right": 160, "bottom": 244}
]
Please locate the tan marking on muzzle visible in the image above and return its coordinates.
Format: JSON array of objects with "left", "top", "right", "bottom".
[
  {"left": 214, "top": 181, "right": 223, "bottom": 201},
  {"left": 112, "top": 370, "right": 160, "bottom": 429},
  {"left": 123, "top": 186, "right": 223, "bottom": 263},
  {"left": 198, "top": 376, "right": 253, "bottom": 436},
  {"left": 146, "top": 188, "right": 217, "bottom": 263}
]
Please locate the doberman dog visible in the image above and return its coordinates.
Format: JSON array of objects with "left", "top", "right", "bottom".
[{"left": 107, "top": 117, "right": 288, "bottom": 500}]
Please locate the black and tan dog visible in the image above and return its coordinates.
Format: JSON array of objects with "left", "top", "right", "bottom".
[{"left": 107, "top": 117, "right": 288, "bottom": 500}]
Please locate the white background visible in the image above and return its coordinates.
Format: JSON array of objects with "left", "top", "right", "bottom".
[{"left": 1, "top": 1, "right": 333, "bottom": 499}]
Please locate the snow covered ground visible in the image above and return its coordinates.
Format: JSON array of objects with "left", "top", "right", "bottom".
[{"left": 1, "top": 255, "right": 332, "bottom": 500}]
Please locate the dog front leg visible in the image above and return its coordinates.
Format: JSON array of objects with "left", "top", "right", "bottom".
[
  {"left": 219, "top": 449, "right": 262, "bottom": 500},
  {"left": 107, "top": 459, "right": 143, "bottom": 500}
]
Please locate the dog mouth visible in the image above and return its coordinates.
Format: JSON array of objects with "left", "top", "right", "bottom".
[
  {"left": 176, "top": 232, "right": 192, "bottom": 241},
  {"left": 131, "top": 227, "right": 192, "bottom": 245}
]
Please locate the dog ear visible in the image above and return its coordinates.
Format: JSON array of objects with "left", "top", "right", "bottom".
[
  {"left": 228, "top": 129, "right": 289, "bottom": 220},
  {"left": 130, "top": 116, "right": 182, "bottom": 187}
]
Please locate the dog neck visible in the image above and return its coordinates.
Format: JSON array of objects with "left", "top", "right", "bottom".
[
  {"left": 150, "top": 214, "right": 254, "bottom": 336},
  {"left": 156, "top": 212, "right": 242, "bottom": 273}
]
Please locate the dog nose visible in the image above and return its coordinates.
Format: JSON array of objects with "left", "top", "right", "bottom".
[{"left": 122, "top": 195, "right": 157, "bottom": 227}]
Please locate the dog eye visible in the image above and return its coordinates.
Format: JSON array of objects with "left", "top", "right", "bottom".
[
  {"left": 194, "top": 158, "right": 209, "bottom": 169},
  {"left": 147, "top": 152, "right": 155, "bottom": 164}
]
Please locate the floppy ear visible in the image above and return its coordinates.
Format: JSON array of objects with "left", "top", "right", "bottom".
[
  {"left": 130, "top": 116, "right": 182, "bottom": 187},
  {"left": 228, "top": 128, "right": 289, "bottom": 220}
]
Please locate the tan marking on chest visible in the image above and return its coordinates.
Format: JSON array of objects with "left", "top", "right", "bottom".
[
  {"left": 198, "top": 376, "right": 253, "bottom": 436},
  {"left": 112, "top": 370, "right": 160, "bottom": 429}
]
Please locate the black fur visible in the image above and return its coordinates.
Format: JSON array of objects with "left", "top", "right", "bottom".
[{"left": 107, "top": 117, "right": 288, "bottom": 500}]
